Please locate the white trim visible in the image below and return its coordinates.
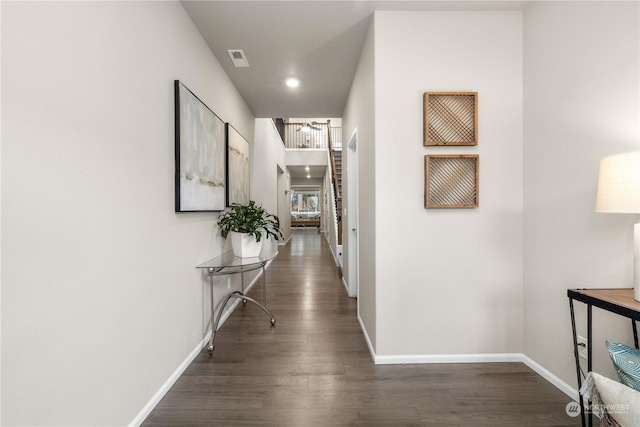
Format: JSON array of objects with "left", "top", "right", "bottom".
[
  {"left": 355, "top": 328, "right": 579, "bottom": 402},
  {"left": 347, "top": 129, "right": 357, "bottom": 150},
  {"left": 342, "top": 276, "right": 349, "bottom": 294},
  {"left": 323, "top": 231, "right": 341, "bottom": 267},
  {"left": 357, "top": 314, "right": 376, "bottom": 362},
  {"left": 346, "top": 128, "right": 359, "bottom": 299},
  {"left": 278, "top": 234, "right": 292, "bottom": 246},
  {"left": 284, "top": 148, "right": 327, "bottom": 153},
  {"left": 375, "top": 353, "right": 522, "bottom": 365},
  {"left": 129, "top": 332, "right": 211, "bottom": 426},
  {"left": 521, "top": 354, "right": 579, "bottom": 402}
]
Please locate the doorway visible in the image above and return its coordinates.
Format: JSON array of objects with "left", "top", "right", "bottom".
[
  {"left": 346, "top": 129, "right": 358, "bottom": 298},
  {"left": 276, "top": 165, "right": 290, "bottom": 243}
]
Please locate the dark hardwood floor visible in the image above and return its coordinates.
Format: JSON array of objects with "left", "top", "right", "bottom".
[{"left": 142, "top": 230, "right": 580, "bottom": 427}]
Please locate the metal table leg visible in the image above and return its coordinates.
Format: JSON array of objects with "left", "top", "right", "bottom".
[
  {"left": 570, "top": 299, "right": 586, "bottom": 427},
  {"left": 207, "top": 262, "right": 276, "bottom": 355},
  {"left": 208, "top": 291, "right": 276, "bottom": 354},
  {"left": 263, "top": 264, "right": 267, "bottom": 306},
  {"left": 587, "top": 304, "right": 593, "bottom": 427},
  {"left": 208, "top": 276, "right": 216, "bottom": 353},
  {"left": 208, "top": 291, "right": 237, "bottom": 353}
]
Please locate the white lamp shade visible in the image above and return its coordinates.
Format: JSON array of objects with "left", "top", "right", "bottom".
[{"left": 596, "top": 151, "right": 640, "bottom": 214}]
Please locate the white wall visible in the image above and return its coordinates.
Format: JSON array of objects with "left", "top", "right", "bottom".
[
  {"left": 523, "top": 1, "right": 640, "bottom": 386},
  {"left": 374, "top": 11, "right": 524, "bottom": 356},
  {"left": 285, "top": 149, "right": 328, "bottom": 167},
  {"left": 1, "top": 2, "right": 254, "bottom": 425},
  {"left": 291, "top": 179, "right": 323, "bottom": 187},
  {"left": 252, "top": 118, "right": 291, "bottom": 246},
  {"left": 342, "top": 18, "right": 377, "bottom": 348}
]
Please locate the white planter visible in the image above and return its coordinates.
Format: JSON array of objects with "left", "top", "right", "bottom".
[{"left": 230, "top": 231, "right": 263, "bottom": 258}]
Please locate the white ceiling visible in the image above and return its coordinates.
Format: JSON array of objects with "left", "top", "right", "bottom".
[
  {"left": 180, "top": 1, "right": 530, "bottom": 118},
  {"left": 288, "top": 165, "right": 327, "bottom": 180}
]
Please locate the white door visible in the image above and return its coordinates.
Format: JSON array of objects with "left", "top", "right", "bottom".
[
  {"left": 276, "top": 165, "right": 289, "bottom": 243},
  {"left": 346, "top": 130, "right": 358, "bottom": 298}
]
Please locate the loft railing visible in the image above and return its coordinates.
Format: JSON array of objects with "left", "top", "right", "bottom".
[
  {"left": 281, "top": 120, "right": 342, "bottom": 151},
  {"left": 331, "top": 126, "right": 342, "bottom": 150},
  {"left": 283, "top": 122, "right": 330, "bottom": 149}
]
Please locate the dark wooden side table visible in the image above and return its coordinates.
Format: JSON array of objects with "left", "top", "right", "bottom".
[{"left": 567, "top": 288, "right": 640, "bottom": 427}]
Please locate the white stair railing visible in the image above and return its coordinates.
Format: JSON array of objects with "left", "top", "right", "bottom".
[{"left": 325, "top": 150, "right": 341, "bottom": 267}]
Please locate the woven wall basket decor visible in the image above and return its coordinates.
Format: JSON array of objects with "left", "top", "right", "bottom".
[
  {"left": 424, "top": 155, "right": 479, "bottom": 208},
  {"left": 424, "top": 92, "right": 477, "bottom": 146}
]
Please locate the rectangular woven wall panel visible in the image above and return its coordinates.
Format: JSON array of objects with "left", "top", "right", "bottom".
[
  {"left": 424, "top": 92, "right": 477, "bottom": 146},
  {"left": 425, "top": 155, "right": 479, "bottom": 208}
]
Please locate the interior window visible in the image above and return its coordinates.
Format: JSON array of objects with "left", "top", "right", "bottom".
[{"left": 291, "top": 190, "right": 320, "bottom": 219}]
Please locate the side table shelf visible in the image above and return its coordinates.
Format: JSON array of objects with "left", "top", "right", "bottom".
[{"left": 197, "top": 250, "right": 277, "bottom": 354}]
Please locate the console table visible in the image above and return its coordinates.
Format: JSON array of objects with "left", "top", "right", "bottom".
[
  {"left": 567, "top": 288, "right": 640, "bottom": 427},
  {"left": 197, "top": 250, "right": 277, "bottom": 354}
]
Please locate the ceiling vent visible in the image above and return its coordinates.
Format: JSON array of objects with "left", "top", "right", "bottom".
[{"left": 227, "top": 49, "right": 249, "bottom": 68}]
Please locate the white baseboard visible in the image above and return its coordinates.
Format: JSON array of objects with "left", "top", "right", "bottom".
[
  {"left": 357, "top": 314, "right": 376, "bottom": 362},
  {"left": 342, "top": 276, "right": 348, "bottom": 294},
  {"left": 521, "top": 354, "right": 579, "bottom": 402},
  {"left": 323, "top": 233, "right": 341, "bottom": 268},
  {"left": 130, "top": 259, "right": 276, "bottom": 426},
  {"left": 374, "top": 353, "right": 523, "bottom": 365},
  {"left": 278, "top": 234, "right": 292, "bottom": 246},
  {"left": 129, "top": 332, "right": 211, "bottom": 426},
  {"left": 354, "top": 323, "right": 579, "bottom": 403}
]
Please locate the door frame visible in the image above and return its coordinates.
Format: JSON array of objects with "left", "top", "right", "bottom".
[{"left": 346, "top": 128, "right": 358, "bottom": 299}]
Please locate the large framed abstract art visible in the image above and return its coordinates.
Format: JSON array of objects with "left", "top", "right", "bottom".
[
  {"left": 226, "top": 124, "right": 250, "bottom": 206},
  {"left": 174, "top": 80, "right": 226, "bottom": 212}
]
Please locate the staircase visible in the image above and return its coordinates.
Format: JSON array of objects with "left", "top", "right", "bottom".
[
  {"left": 333, "top": 150, "right": 342, "bottom": 200},
  {"left": 330, "top": 149, "right": 342, "bottom": 245}
]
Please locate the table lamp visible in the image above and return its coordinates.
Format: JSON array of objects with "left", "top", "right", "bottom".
[{"left": 596, "top": 151, "right": 640, "bottom": 301}]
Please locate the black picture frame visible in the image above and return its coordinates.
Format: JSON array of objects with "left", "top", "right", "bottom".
[{"left": 174, "top": 80, "right": 226, "bottom": 212}]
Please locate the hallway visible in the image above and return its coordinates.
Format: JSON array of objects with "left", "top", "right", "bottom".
[{"left": 142, "top": 230, "right": 578, "bottom": 427}]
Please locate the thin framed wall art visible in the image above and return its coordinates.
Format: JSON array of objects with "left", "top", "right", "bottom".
[
  {"left": 424, "top": 154, "right": 479, "bottom": 208},
  {"left": 424, "top": 92, "right": 478, "bottom": 146},
  {"left": 174, "top": 80, "right": 226, "bottom": 212},
  {"left": 226, "top": 123, "right": 250, "bottom": 206}
]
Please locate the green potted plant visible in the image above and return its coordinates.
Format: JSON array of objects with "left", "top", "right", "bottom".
[{"left": 218, "top": 200, "right": 283, "bottom": 258}]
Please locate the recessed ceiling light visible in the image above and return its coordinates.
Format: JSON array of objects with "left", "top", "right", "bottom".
[
  {"left": 306, "top": 174, "right": 311, "bottom": 179},
  {"left": 285, "top": 78, "right": 300, "bottom": 88}
]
